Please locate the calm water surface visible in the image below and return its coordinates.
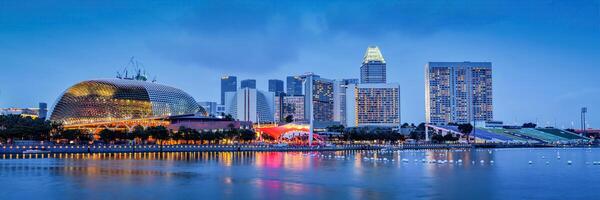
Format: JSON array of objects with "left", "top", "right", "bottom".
[{"left": 1, "top": 148, "right": 599, "bottom": 200}]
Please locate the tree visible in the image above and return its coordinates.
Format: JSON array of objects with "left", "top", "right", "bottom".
[
  {"left": 59, "top": 129, "right": 81, "bottom": 141},
  {"left": 224, "top": 114, "right": 235, "bottom": 121},
  {"left": 261, "top": 133, "right": 275, "bottom": 141},
  {"left": 99, "top": 129, "right": 117, "bottom": 143},
  {"left": 239, "top": 130, "right": 256, "bottom": 142},
  {"left": 431, "top": 134, "right": 444, "bottom": 143},
  {"left": 147, "top": 126, "right": 169, "bottom": 145},
  {"left": 284, "top": 115, "right": 294, "bottom": 123},
  {"left": 522, "top": 122, "right": 537, "bottom": 128},
  {"left": 458, "top": 123, "right": 474, "bottom": 143},
  {"left": 401, "top": 123, "right": 410, "bottom": 128},
  {"left": 443, "top": 133, "right": 459, "bottom": 142}
]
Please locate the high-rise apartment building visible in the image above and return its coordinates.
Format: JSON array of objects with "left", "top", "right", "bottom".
[
  {"left": 425, "top": 62, "right": 493, "bottom": 124},
  {"left": 268, "top": 79, "right": 284, "bottom": 96},
  {"left": 286, "top": 76, "right": 303, "bottom": 96},
  {"left": 345, "top": 84, "right": 401, "bottom": 127},
  {"left": 220, "top": 76, "right": 237, "bottom": 105},
  {"left": 360, "top": 46, "right": 386, "bottom": 84},
  {"left": 240, "top": 79, "right": 256, "bottom": 89}
]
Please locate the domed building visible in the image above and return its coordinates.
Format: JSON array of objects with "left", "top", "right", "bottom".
[{"left": 50, "top": 79, "right": 205, "bottom": 127}]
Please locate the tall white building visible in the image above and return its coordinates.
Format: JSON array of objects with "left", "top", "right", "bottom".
[
  {"left": 345, "top": 83, "right": 401, "bottom": 127},
  {"left": 425, "top": 62, "right": 493, "bottom": 125},
  {"left": 224, "top": 88, "right": 275, "bottom": 123}
]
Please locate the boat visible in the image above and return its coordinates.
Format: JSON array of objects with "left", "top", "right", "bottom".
[{"left": 22, "top": 149, "right": 51, "bottom": 154}]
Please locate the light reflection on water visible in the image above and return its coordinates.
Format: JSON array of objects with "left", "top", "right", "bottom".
[{"left": 0, "top": 148, "right": 599, "bottom": 199}]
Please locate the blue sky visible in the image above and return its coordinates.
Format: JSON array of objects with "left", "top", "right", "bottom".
[{"left": 0, "top": 0, "right": 599, "bottom": 128}]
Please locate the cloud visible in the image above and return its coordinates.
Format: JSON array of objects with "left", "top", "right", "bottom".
[{"left": 148, "top": 0, "right": 600, "bottom": 73}]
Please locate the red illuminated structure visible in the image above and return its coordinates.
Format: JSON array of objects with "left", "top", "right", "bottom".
[{"left": 256, "top": 123, "right": 322, "bottom": 142}]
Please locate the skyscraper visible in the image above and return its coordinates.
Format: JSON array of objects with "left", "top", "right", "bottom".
[
  {"left": 360, "top": 46, "right": 386, "bottom": 84},
  {"left": 286, "top": 76, "right": 303, "bottom": 96},
  {"left": 345, "top": 84, "right": 401, "bottom": 127},
  {"left": 425, "top": 62, "right": 493, "bottom": 125},
  {"left": 304, "top": 74, "right": 335, "bottom": 122},
  {"left": 220, "top": 76, "right": 237, "bottom": 105},
  {"left": 274, "top": 95, "right": 305, "bottom": 123},
  {"left": 268, "top": 79, "right": 284, "bottom": 96},
  {"left": 240, "top": 79, "right": 256, "bottom": 89}
]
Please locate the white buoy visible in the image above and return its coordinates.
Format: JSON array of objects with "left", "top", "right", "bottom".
[
  {"left": 567, "top": 161, "right": 572, "bottom": 165},
  {"left": 528, "top": 161, "right": 533, "bottom": 164},
  {"left": 490, "top": 160, "right": 494, "bottom": 164},
  {"left": 458, "top": 159, "right": 463, "bottom": 163}
]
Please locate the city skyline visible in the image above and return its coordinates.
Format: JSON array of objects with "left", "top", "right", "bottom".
[{"left": 1, "top": 1, "right": 599, "bottom": 128}]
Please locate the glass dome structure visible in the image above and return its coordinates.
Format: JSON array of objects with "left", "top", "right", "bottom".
[{"left": 50, "top": 79, "right": 204, "bottom": 125}]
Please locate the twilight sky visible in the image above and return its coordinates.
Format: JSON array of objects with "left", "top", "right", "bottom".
[{"left": 1, "top": 0, "right": 599, "bottom": 128}]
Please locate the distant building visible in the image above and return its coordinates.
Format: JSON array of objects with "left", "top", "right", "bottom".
[
  {"left": 0, "top": 107, "right": 40, "bottom": 118},
  {"left": 224, "top": 88, "right": 275, "bottom": 123},
  {"left": 304, "top": 74, "right": 335, "bottom": 123},
  {"left": 338, "top": 79, "right": 359, "bottom": 126},
  {"left": 221, "top": 76, "right": 237, "bottom": 105},
  {"left": 425, "top": 62, "right": 493, "bottom": 124},
  {"left": 345, "top": 83, "right": 401, "bottom": 127},
  {"left": 286, "top": 76, "right": 303, "bottom": 96},
  {"left": 38, "top": 102, "right": 48, "bottom": 119},
  {"left": 275, "top": 95, "right": 305, "bottom": 123},
  {"left": 268, "top": 79, "right": 285, "bottom": 96},
  {"left": 198, "top": 101, "right": 218, "bottom": 116},
  {"left": 240, "top": 79, "right": 256, "bottom": 89},
  {"left": 360, "top": 46, "right": 386, "bottom": 84}
]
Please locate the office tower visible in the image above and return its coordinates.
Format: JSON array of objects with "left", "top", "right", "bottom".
[
  {"left": 220, "top": 76, "right": 237, "bottom": 105},
  {"left": 360, "top": 46, "right": 386, "bottom": 84},
  {"left": 274, "top": 95, "right": 305, "bottom": 123},
  {"left": 38, "top": 102, "right": 48, "bottom": 119},
  {"left": 304, "top": 74, "right": 335, "bottom": 123},
  {"left": 224, "top": 88, "right": 275, "bottom": 123},
  {"left": 240, "top": 79, "right": 256, "bottom": 89},
  {"left": 425, "top": 62, "right": 493, "bottom": 124},
  {"left": 345, "top": 84, "right": 401, "bottom": 127},
  {"left": 286, "top": 76, "right": 303, "bottom": 96},
  {"left": 268, "top": 79, "right": 284, "bottom": 96}
]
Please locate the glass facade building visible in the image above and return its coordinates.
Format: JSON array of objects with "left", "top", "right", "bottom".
[
  {"left": 360, "top": 46, "right": 386, "bottom": 84},
  {"left": 304, "top": 75, "right": 335, "bottom": 123},
  {"left": 425, "top": 62, "right": 493, "bottom": 125},
  {"left": 220, "top": 76, "right": 237, "bottom": 105},
  {"left": 268, "top": 79, "right": 284, "bottom": 96},
  {"left": 50, "top": 79, "right": 203, "bottom": 125},
  {"left": 274, "top": 95, "right": 305, "bottom": 123},
  {"left": 286, "top": 76, "right": 303, "bottom": 96},
  {"left": 240, "top": 79, "right": 256, "bottom": 89}
]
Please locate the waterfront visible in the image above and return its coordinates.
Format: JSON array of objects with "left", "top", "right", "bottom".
[{"left": 1, "top": 148, "right": 599, "bottom": 199}]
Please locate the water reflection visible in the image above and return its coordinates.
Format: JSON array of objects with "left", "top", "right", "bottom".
[{"left": 1, "top": 149, "right": 599, "bottom": 199}]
